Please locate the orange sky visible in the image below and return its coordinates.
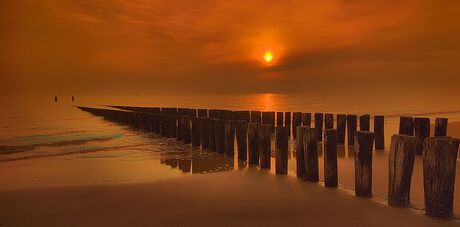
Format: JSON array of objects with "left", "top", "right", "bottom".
[{"left": 1, "top": 0, "right": 459, "bottom": 95}]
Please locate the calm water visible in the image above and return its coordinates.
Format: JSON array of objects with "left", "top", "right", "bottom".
[{"left": 0, "top": 93, "right": 459, "bottom": 215}]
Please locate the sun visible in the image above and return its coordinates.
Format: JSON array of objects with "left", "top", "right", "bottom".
[{"left": 263, "top": 51, "right": 273, "bottom": 63}]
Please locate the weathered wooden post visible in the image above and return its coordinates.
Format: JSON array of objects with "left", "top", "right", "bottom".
[
  {"left": 191, "top": 118, "right": 201, "bottom": 147},
  {"left": 434, "top": 118, "right": 448, "bottom": 136},
  {"left": 324, "top": 129, "right": 338, "bottom": 187},
  {"left": 374, "top": 116, "right": 385, "bottom": 150},
  {"left": 414, "top": 117, "right": 430, "bottom": 155},
  {"left": 182, "top": 116, "right": 192, "bottom": 144},
  {"left": 248, "top": 122, "right": 260, "bottom": 165},
  {"left": 314, "top": 113, "right": 324, "bottom": 142},
  {"left": 296, "top": 126, "right": 306, "bottom": 179},
  {"left": 262, "top": 112, "right": 275, "bottom": 133},
  {"left": 199, "top": 118, "right": 209, "bottom": 149},
  {"left": 354, "top": 131, "right": 374, "bottom": 197},
  {"left": 347, "top": 115, "right": 357, "bottom": 145},
  {"left": 388, "top": 135, "right": 416, "bottom": 206},
  {"left": 275, "top": 126, "right": 288, "bottom": 175},
  {"left": 176, "top": 115, "right": 183, "bottom": 141},
  {"left": 276, "top": 112, "right": 284, "bottom": 127},
  {"left": 422, "top": 137, "right": 459, "bottom": 218},
  {"left": 259, "top": 124, "right": 271, "bottom": 169},
  {"left": 209, "top": 118, "right": 217, "bottom": 151},
  {"left": 251, "top": 111, "right": 262, "bottom": 123},
  {"left": 337, "top": 114, "right": 346, "bottom": 145},
  {"left": 285, "top": 112, "right": 291, "bottom": 136},
  {"left": 234, "top": 120, "right": 248, "bottom": 161},
  {"left": 198, "top": 109, "right": 208, "bottom": 117},
  {"left": 302, "top": 113, "right": 312, "bottom": 127},
  {"left": 399, "top": 116, "right": 414, "bottom": 136},
  {"left": 303, "top": 127, "right": 319, "bottom": 182},
  {"left": 292, "top": 112, "right": 302, "bottom": 139},
  {"left": 359, "top": 114, "right": 370, "bottom": 131},
  {"left": 224, "top": 121, "right": 235, "bottom": 156},
  {"left": 215, "top": 119, "right": 225, "bottom": 153},
  {"left": 325, "top": 113, "right": 334, "bottom": 130}
]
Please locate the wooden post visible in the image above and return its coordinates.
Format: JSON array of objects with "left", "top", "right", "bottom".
[
  {"left": 325, "top": 113, "right": 334, "bottom": 130},
  {"left": 347, "top": 115, "right": 357, "bottom": 145},
  {"left": 198, "top": 109, "right": 208, "bottom": 117},
  {"left": 235, "top": 111, "right": 250, "bottom": 122},
  {"left": 275, "top": 126, "right": 288, "bottom": 175},
  {"left": 303, "top": 127, "right": 319, "bottom": 182},
  {"left": 374, "top": 116, "right": 385, "bottom": 150},
  {"left": 359, "top": 114, "right": 370, "bottom": 131},
  {"left": 414, "top": 117, "right": 430, "bottom": 155},
  {"left": 262, "top": 111, "right": 275, "bottom": 133},
  {"left": 234, "top": 120, "right": 248, "bottom": 161},
  {"left": 302, "top": 113, "right": 312, "bottom": 127},
  {"left": 276, "top": 112, "right": 284, "bottom": 127},
  {"left": 292, "top": 112, "right": 302, "bottom": 139},
  {"left": 191, "top": 117, "right": 200, "bottom": 147},
  {"left": 215, "top": 119, "right": 225, "bottom": 153},
  {"left": 314, "top": 113, "right": 324, "bottom": 142},
  {"left": 434, "top": 118, "right": 448, "bottom": 136},
  {"left": 285, "top": 112, "right": 291, "bottom": 136},
  {"left": 296, "top": 126, "right": 306, "bottom": 179},
  {"left": 336, "top": 114, "right": 346, "bottom": 145},
  {"left": 422, "top": 137, "right": 459, "bottom": 218},
  {"left": 176, "top": 115, "right": 183, "bottom": 141},
  {"left": 250, "top": 111, "right": 262, "bottom": 123},
  {"left": 354, "top": 131, "right": 374, "bottom": 197},
  {"left": 399, "top": 116, "right": 414, "bottom": 136},
  {"left": 199, "top": 118, "right": 209, "bottom": 149},
  {"left": 181, "top": 116, "right": 191, "bottom": 144},
  {"left": 324, "top": 129, "right": 338, "bottom": 187},
  {"left": 224, "top": 121, "right": 235, "bottom": 156},
  {"left": 208, "top": 118, "right": 217, "bottom": 151},
  {"left": 259, "top": 124, "right": 271, "bottom": 169},
  {"left": 248, "top": 122, "right": 260, "bottom": 165},
  {"left": 388, "top": 135, "right": 416, "bottom": 207}
]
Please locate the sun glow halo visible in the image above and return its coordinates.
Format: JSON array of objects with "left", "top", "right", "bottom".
[{"left": 263, "top": 51, "right": 273, "bottom": 63}]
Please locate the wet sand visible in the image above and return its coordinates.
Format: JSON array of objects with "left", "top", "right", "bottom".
[{"left": 0, "top": 169, "right": 458, "bottom": 227}]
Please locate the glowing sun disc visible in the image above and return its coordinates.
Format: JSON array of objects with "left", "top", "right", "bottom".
[{"left": 263, "top": 51, "right": 273, "bottom": 63}]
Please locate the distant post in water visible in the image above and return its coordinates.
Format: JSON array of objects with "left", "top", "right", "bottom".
[
  {"left": 262, "top": 112, "right": 275, "bottom": 133},
  {"left": 399, "top": 117, "right": 414, "bottom": 136},
  {"left": 259, "top": 125, "right": 271, "bottom": 169},
  {"left": 285, "top": 112, "right": 291, "bottom": 136},
  {"left": 336, "top": 114, "right": 346, "bottom": 145},
  {"left": 248, "top": 123, "right": 260, "bottom": 165},
  {"left": 250, "top": 111, "right": 262, "bottom": 123},
  {"left": 296, "top": 126, "right": 306, "bottom": 179},
  {"left": 414, "top": 118, "right": 430, "bottom": 155},
  {"left": 422, "top": 137, "right": 459, "bottom": 218},
  {"left": 347, "top": 115, "right": 357, "bottom": 146},
  {"left": 199, "top": 118, "right": 209, "bottom": 149},
  {"left": 215, "top": 119, "right": 225, "bottom": 153},
  {"left": 388, "top": 135, "right": 416, "bottom": 207},
  {"left": 434, "top": 118, "right": 448, "bottom": 136},
  {"left": 303, "top": 127, "right": 319, "bottom": 182},
  {"left": 275, "top": 126, "right": 288, "bottom": 175},
  {"left": 208, "top": 119, "right": 217, "bottom": 151},
  {"left": 374, "top": 116, "right": 385, "bottom": 150},
  {"left": 354, "top": 131, "right": 374, "bottom": 197},
  {"left": 359, "top": 114, "right": 370, "bottom": 131},
  {"left": 292, "top": 112, "right": 302, "bottom": 139},
  {"left": 324, "top": 129, "right": 338, "bottom": 187},
  {"left": 314, "top": 113, "right": 324, "bottom": 142},
  {"left": 191, "top": 118, "right": 201, "bottom": 147},
  {"left": 302, "top": 113, "right": 312, "bottom": 127},
  {"left": 234, "top": 120, "right": 248, "bottom": 161},
  {"left": 224, "top": 121, "right": 235, "bottom": 156},
  {"left": 325, "top": 113, "right": 334, "bottom": 130}
]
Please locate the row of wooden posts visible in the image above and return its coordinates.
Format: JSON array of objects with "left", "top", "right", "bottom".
[{"left": 78, "top": 106, "right": 458, "bottom": 218}]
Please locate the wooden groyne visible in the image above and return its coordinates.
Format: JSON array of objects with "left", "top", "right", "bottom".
[{"left": 77, "top": 105, "right": 459, "bottom": 219}]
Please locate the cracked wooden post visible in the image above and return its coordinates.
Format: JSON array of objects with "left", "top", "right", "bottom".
[
  {"left": 314, "top": 113, "right": 324, "bottom": 142},
  {"left": 399, "top": 116, "right": 414, "bottom": 136},
  {"left": 181, "top": 116, "right": 191, "bottom": 144},
  {"left": 259, "top": 124, "right": 271, "bottom": 169},
  {"left": 337, "top": 114, "right": 346, "bottom": 145},
  {"left": 354, "top": 131, "right": 374, "bottom": 197},
  {"left": 303, "top": 127, "right": 319, "bottom": 182},
  {"left": 215, "top": 119, "right": 225, "bottom": 153},
  {"left": 325, "top": 113, "right": 334, "bottom": 130},
  {"left": 262, "top": 111, "right": 275, "bottom": 133},
  {"left": 388, "top": 135, "right": 416, "bottom": 207},
  {"left": 199, "top": 118, "right": 209, "bottom": 149},
  {"left": 191, "top": 117, "right": 201, "bottom": 147},
  {"left": 324, "top": 129, "right": 338, "bottom": 187},
  {"left": 434, "top": 118, "right": 448, "bottom": 136},
  {"left": 224, "top": 121, "right": 235, "bottom": 156},
  {"left": 292, "top": 112, "right": 302, "bottom": 139},
  {"left": 347, "top": 115, "right": 357, "bottom": 146},
  {"left": 359, "top": 114, "right": 370, "bottom": 132},
  {"left": 414, "top": 117, "right": 430, "bottom": 155},
  {"left": 275, "top": 126, "right": 288, "bottom": 175},
  {"left": 296, "top": 126, "right": 306, "bottom": 179},
  {"left": 422, "top": 137, "right": 459, "bottom": 218},
  {"left": 208, "top": 118, "right": 217, "bottom": 151},
  {"left": 234, "top": 120, "right": 248, "bottom": 161},
  {"left": 374, "top": 115, "right": 385, "bottom": 150},
  {"left": 250, "top": 111, "right": 261, "bottom": 123},
  {"left": 248, "top": 122, "right": 260, "bottom": 165},
  {"left": 285, "top": 112, "right": 291, "bottom": 137},
  {"left": 302, "top": 112, "right": 311, "bottom": 127}
]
